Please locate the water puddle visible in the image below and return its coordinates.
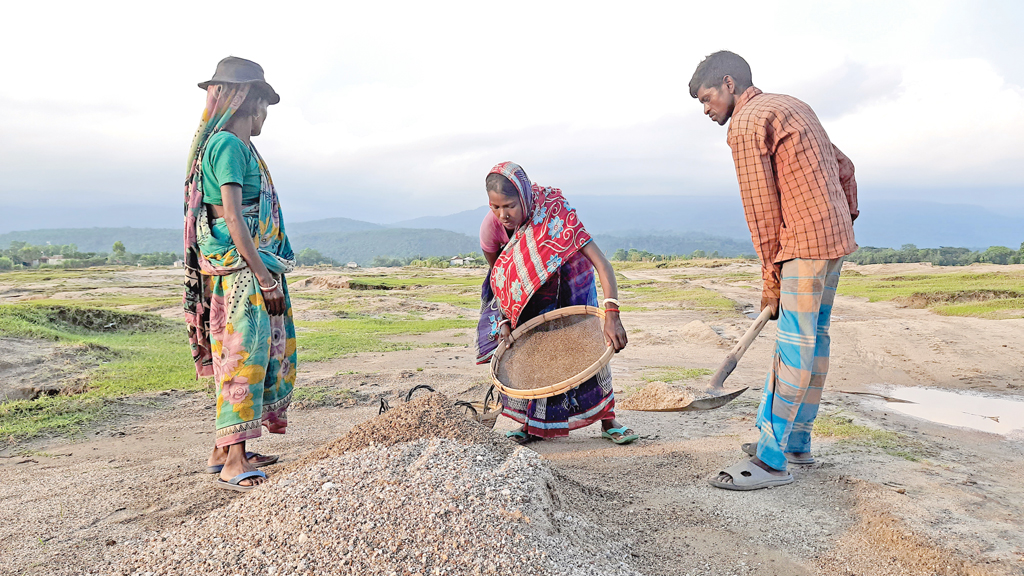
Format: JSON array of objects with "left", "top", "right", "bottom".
[{"left": 868, "top": 387, "right": 1024, "bottom": 436}]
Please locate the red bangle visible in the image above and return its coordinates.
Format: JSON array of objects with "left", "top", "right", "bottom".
[{"left": 604, "top": 308, "right": 620, "bottom": 314}]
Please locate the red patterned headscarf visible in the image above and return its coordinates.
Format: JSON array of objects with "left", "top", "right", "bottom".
[{"left": 487, "top": 162, "right": 592, "bottom": 328}]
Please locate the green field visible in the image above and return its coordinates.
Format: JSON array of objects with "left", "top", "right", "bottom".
[
  {"left": 838, "top": 271, "right": 1024, "bottom": 319},
  {"left": 2, "top": 263, "right": 1020, "bottom": 443},
  {"left": 0, "top": 268, "right": 485, "bottom": 441}
]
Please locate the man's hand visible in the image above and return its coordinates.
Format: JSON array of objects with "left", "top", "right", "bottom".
[{"left": 761, "top": 288, "right": 780, "bottom": 321}]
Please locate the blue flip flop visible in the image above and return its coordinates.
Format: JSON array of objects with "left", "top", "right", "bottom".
[
  {"left": 206, "top": 452, "right": 279, "bottom": 474},
  {"left": 602, "top": 426, "right": 639, "bottom": 445},
  {"left": 505, "top": 430, "right": 542, "bottom": 445},
  {"left": 215, "top": 470, "right": 267, "bottom": 492}
]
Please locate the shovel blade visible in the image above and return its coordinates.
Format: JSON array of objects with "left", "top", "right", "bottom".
[
  {"left": 629, "top": 386, "right": 749, "bottom": 412},
  {"left": 682, "top": 387, "right": 749, "bottom": 411}
]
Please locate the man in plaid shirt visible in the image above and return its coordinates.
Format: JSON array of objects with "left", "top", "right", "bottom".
[{"left": 690, "top": 51, "right": 858, "bottom": 490}]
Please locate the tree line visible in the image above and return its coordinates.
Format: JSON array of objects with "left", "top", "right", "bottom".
[
  {"left": 5, "top": 240, "right": 1022, "bottom": 272},
  {"left": 846, "top": 243, "right": 1024, "bottom": 266},
  {"left": 0, "top": 241, "right": 178, "bottom": 270}
]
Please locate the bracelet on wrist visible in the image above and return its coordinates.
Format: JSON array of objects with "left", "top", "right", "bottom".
[
  {"left": 259, "top": 279, "right": 280, "bottom": 292},
  {"left": 602, "top": 297, "right": 621, "bottom": 308},
  {"left": 604, "top": 308, "right": 620, "bottom": 314}
]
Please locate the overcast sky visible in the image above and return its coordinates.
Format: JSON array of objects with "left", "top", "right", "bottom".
[{"left": 1, "top": 0, "right": 1021, "bottom": 231}]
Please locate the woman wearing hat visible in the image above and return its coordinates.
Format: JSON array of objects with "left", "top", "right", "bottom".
[{"left": 184, "top": 57, "right": 296, "bottom": 491}]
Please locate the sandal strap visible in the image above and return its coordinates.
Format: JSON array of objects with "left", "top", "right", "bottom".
[{"left": 227, "top": 470, "right": 266, "bottom": 485}]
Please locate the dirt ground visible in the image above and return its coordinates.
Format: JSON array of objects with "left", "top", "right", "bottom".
[{"left": 1, "top": 264, "right": 1023, "bottom": 575}]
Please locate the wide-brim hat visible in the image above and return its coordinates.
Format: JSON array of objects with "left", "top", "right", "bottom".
[{"left": 198, "top": 56, "right": 280, "bottom": 105}]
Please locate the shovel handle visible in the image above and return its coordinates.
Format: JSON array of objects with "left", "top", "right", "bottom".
[{"left": 708, "top": 307, "right": 773, "bottom": 389}]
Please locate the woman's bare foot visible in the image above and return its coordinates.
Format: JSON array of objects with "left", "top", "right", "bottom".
[
  {"left": 601, "top": 418, "right": 639, "bottom": 444},
  {"left": 207, "top": 445, "right": 229, "bottom": 468},
  {"left": 601, "top": 418, "right": 627, "bottom": 432},
  {"left": 218, "top": 442, "right": 266, "bottom": 487}
]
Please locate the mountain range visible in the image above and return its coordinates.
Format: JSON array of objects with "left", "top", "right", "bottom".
[{"left": 2, "top": 197, "right": 1021, "bottom": 265}]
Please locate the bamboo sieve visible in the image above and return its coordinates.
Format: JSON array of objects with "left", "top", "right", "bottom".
[{"left": 489, "top": 305, "right": 614, "bottom": 400}]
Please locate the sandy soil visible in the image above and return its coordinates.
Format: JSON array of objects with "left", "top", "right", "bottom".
[{"left": 1, "top": 264, "right": 1023, "bottom": 575}]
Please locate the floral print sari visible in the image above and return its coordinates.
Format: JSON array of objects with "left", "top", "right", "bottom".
[{"left": 183, "top": 84, "right": 296, "bottom": 447}]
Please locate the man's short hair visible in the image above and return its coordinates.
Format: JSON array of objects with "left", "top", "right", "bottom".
[{"left": 688, "top": 51, "right": 753, "bottom": 98}]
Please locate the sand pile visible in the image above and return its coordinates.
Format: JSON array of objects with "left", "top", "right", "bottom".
[
  {"left": 677, "top": 320, "right": 726, "bottom": 345},
  {"left": 297, "top": 392, "right": 504, "bottom": 461},
  {"left": 497, "top": 315, "right": 608, "bottom": 390},
  {"left": 618, "top": 382, "right": 696, "bottom": 411},
  {"left": 106, "top": 394, "right": 643, "bottom": 576},
  {"left": 298, "top": 276, "right": 351, "bottom": 290}
]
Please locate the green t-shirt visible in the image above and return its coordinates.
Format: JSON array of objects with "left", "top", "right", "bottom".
[{"left": 201, "top": 131, "right": 262, "bottom": 206}]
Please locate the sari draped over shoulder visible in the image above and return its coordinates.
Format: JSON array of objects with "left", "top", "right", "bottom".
[
  {"left": 475, "top": 162, "right": 614, "bottom": 438},
  {"left": 183, "top": 84, "right": 297, "bottom": 447}
]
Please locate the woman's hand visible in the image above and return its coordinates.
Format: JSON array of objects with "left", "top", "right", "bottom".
[
  {"left": 603, "top": 312, "right": 627, "bottom": 352},
  {"left": 499, "top": 322, "right": 514, "bottom": 348},
  {"left": 260, "top": 278, "right": 287, "bottom": 316}
]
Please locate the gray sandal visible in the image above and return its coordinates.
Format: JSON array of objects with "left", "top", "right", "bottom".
[
  {"left": 206, "top": 452, "right": 280, "bottom": 474},
  {"left": 710, "top": 460, "right": 794, "bottom": 491},
  {"left": 215, "top": 470, "right": 267, "bottom": 492}
]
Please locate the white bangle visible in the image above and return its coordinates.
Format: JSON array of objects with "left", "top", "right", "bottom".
[
  {"left": 602, "top": 298, "right": 621, "bottom": 308},
  {"left": 259, "top": 279, "right": 280, "bottom": 292}
]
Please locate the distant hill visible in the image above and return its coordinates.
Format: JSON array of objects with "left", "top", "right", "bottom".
[
  {"left": 0, "top": 228, "right": 181, "bottom": 254},
  {"left": 391, "top": 207, "right": 490, "bottom": 238},
  {"left": 592, "top": 232, "right": 753, "bottom": 257},
  {"left": 393, "top": 196, "right": 1024, "bottom": 250},
  {"left": 3, "top": 197, "right": 1020, "bottom": 262},
  {"left": 288, "top": 217, "right": 383, "bottom": 234},
  {"left": 290, "top": 228, "right": 479, "bottom": 265}
]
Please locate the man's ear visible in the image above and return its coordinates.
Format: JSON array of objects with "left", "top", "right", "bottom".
[{"left": 722, "top": 75, "right": 737, "bottom": 95}]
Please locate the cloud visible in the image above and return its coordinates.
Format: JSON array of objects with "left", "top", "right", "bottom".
[
  {"left": 791, "top": 61, "right": 904, "bottom": 119},
  {"left": 1, "top": 0, "right": 1022, "bottom": 234}
]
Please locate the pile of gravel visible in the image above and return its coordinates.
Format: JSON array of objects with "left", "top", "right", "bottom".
[
  {"left": 104, "top": 394, "right": 644, "bottom": 576},
  {"left": 285, "top": 392, "right": 507, "bottom": 470}
]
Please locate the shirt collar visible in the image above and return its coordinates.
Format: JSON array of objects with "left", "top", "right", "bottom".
[{"left": 732, "top": 86, "right": 762, "bottom": 118}]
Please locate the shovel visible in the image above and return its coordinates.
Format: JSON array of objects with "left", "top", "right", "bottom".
[{"left": 631, "top": 307, "right": 772, "bottom": 412}]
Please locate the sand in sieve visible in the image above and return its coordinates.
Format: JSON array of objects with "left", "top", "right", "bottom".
[{"left": 497, "top": 315, "right": 608, "bottom": 391}]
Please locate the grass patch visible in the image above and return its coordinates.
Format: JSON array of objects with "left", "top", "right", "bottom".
[
  {"left": 296, "top": 315, "right": 476, "bottom": 361},
  {"left": 814, "top": 412, "right": 926, "bottom": 461},
  {"left": 611, "top": 259, "right": 754, "bottom": 270},
  {"left": 0, "top": 268, "right": 119, "bottom": 283},
  {"left": 620, "top": 283, "right": 737, "bottom": 312},
  {"left": 837, "top": 271, "right": 1024, "bottom": 319},
  {"left": 642, "top": 367, "right": 712, "bottom": 383},
  {"left": 0, "top": 304, "right": 202, "bottom": 442},
  {"left": 933, "top": 298, "right": 1024, "bottom": 318},
  {"left": 291, "top": 386, "right": 356, "bottom": 409},
  {"left": 30, "top": 296, "right": 181, "bottom": 311},
  {"left": 420, "top": 292, "right": 481, "bottom": 308},
  {"left": 348, "top": 276, "right": 482, "bottom": 289},
  {"left": 0, "top": 396, "right": 108, "bottom": 440}
]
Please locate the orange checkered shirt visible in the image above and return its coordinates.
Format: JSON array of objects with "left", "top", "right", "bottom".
[{"left": 728, "top": 87, "right": 858, "bottom": 298}]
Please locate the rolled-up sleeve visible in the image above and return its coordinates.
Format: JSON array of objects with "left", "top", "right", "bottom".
[
  {"left": 729, "top": 124, "right": 783, "bottom": 298},
  {"left": 833, "top": 145, "right": 859, "bottom": 221}
]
